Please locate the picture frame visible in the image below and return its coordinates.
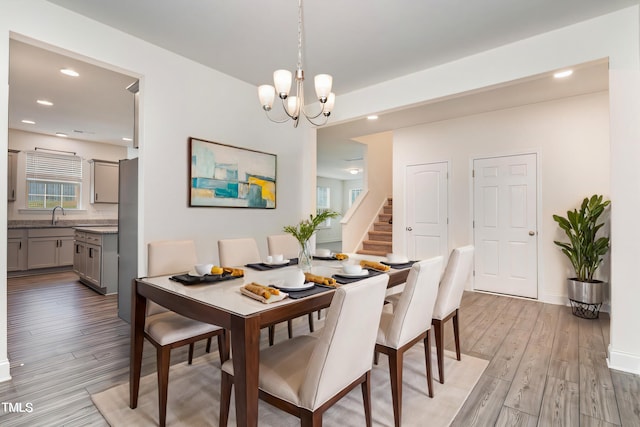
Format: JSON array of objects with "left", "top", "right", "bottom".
[{"left": 189, "top": 137, "right": 277, "bottom": 208}]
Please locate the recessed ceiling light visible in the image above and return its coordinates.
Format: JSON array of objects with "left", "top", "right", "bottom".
[
  {"left": 21, "top": 119, "right": 35, "bottom": 124},
  {"left": 122, "top": 137, "right": 133, "bottom": 142},
  {"left": 367, "top": 115, "right": 379, "bottom": 120},
  {"left": 37, "top": 99, "right": 53, "bottom": 106},
  {"left": 554, "top": 69, "right": 573, "bottom": 79},
  {"left": 349, "top": 168, "right": 359, "bottom": 175},
  {"left": 60, "top": 68, "right": 79, "bottom": 77},
  {"left": 55, "top": 132, "right": 68, "bottom": 138}
]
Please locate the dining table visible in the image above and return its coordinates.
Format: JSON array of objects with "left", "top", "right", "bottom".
[{"left": 129, "top": 257, "right": 411, "bottom": 427}]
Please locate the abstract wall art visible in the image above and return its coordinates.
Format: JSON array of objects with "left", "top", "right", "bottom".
[{"left": 189, "top": 137, "right": 276, "bottom": 208}]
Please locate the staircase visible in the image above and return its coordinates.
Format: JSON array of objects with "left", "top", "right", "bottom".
[{"left": 357, "top": 197, "right": 393, "bottom": 256}]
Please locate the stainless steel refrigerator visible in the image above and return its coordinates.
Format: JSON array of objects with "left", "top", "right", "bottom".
[{"left": 117, "top": 157, "right": 138, "bottom": 323}]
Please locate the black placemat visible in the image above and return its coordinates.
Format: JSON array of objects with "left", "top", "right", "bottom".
[
  {"left": 169, "top": 273, "right": 242, "bottom": 285},
  {"left": 245, "top": 258, "right": 299, "bottom": 271},
  {"left": 332, "top": 268, "right": 384, "bottom": 284},
  {"left": 276, "top": 285, "right": 334, "bottom": 299},
  {"left": 381, "top": 260, "right": 417, "bottom": 269}
]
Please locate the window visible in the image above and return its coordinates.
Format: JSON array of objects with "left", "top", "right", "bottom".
[
  {"left": 316, "top": 186, "right": 332, "bottom": 227},
  {"left": 349, "top": 188, "right": 363, "bottom": 207},
  {"left": 26, "top": 151, "right": 83, "bottom": 209}
]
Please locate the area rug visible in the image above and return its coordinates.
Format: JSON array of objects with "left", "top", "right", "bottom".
[{"left": 92, "top": 345, "right": 487, "bottom": 427}]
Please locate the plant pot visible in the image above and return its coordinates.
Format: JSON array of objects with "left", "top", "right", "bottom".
[{"left": 567, "top": 278, "right": 605, "bottom": 319}]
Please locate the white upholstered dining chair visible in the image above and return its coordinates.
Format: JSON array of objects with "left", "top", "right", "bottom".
[
  {"left": 145, "top": 239, "right": 229, "bottom": 427},
  {"left": 431, "top": 245, "right": 474, "bottom": 384},
  {"left": 218, "top": 273, "right": 390, "bottom": 427},
  {"left": 217, "top": 237, "right": 261, "bottom": 267},
  {"left": 374, "top": 256, "right": 443, "bottom": 427}
]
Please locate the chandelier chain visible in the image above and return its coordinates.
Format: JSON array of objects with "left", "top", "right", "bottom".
[{"left": 297, "top": 0, "right": 303, "bottom": 71}]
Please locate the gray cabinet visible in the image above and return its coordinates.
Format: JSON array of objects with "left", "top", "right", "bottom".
[
  {"left": 7, "top": 150, "right": 18, "bottom": 202},
  {"left": 7, "top": 229, "right": 26, "bottom": 271},
  {"left": 90, "top": 160, "right": 119, "bottom": 204},
  {"left": 27, "top": 228, "right": 74, "bottom": 269},
  {"left": 74, "top": 229, "right": 118, "bottom": 294}
]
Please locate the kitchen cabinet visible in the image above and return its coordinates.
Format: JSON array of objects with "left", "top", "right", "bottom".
[
  {"left": 7, "top": 150, "right": 18, "bottom": 202},
  {"left": 74, "top": 227, "right": 118, "bottom": 294},
  {"left": 7, "top": 229, "right": 26, "bottom": 271},
  {"left": 27, "top": 228, "right": 74, "bottom": 270},
  {"left": 90, "top": 160, "right": 119, "bottom": 204}
]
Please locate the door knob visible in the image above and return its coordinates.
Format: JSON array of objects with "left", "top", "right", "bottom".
[
  {"left": 529, "top": 231, "right": 536, "bottom": 236},
  {"left": 406, "top": 227, "right": 413, "bottom": 231}
]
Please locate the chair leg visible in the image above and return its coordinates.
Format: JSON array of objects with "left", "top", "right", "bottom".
[
  {"left": 188, "top": 343, "right": 195, "bottom": 365},
  {"left": 206, "top": 337, "right": 212, "bottom": 353},
  {"left": 453, "top": 309, "right": 461, "bottom": 361},
  {"left": 301, "top": 409, "right": 323, "bottom": 427},
  {"left": 269, "top": 325, "right": 275, "bottom": 346},
  {"left": 361, "top": 371, "right": 372, "bottom": 427},
  {"left": 308, "top": 313, "right": 315, "bottom": 333},
  {"left": 433, "top": 318, "right": 445, "bottom": 384},
  {"left": 374, "top": 350, "right": 379, "bottom": 365},
  {"left": 424, "top": 332, "right": 434, "bottom": 398},
  {"left": 219, "top": 371, "right": 233, "bottom": 427},
  {"left": 288, "top": 320, "right": 294, "bottom": 338},
  {"left": 387, "top": 349, "right": 403, "bottom": 427},
  {"left": 157, "top": 347, "right": 171, "bottom": 427}
]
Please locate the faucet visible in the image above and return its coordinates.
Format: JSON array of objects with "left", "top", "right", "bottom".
[{"left": 52, "top": 205, "right": 65, "bottom": 226}]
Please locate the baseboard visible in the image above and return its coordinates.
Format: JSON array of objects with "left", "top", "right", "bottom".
[
  {"left": 607, "top": 344, "right": 640, "bottom": 375},
  {"left": 0, "top": 358, "right": 11, "bottom": 383}
]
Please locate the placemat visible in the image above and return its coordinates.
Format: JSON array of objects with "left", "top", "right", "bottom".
[
  {"left": 382, "top": 260, "right": 417, "bottom": 269},
  {"left": 245, "top": 258, "right": 299, "bottom": 271},
  {"left": 332, "top": 268, "right": 384, "bottom": 284},
  {"left": 277, "top": 285, "right": 334, "bottom": 299},
  {"left": 169, "top": 273, "right": 242, "bottom": 285}
]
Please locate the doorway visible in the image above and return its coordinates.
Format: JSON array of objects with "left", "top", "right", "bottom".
[{"left": 473, "top": 153, "right": 538, "bottom": 298}]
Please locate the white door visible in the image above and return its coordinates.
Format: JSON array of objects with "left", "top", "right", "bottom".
[
  {"left": 473, "top": 154, "right": 538, "bottom": 298},
  {"left": 405, "top": 162, "right": 448, "bottom": 261}
]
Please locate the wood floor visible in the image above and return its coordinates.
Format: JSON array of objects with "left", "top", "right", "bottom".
[{"left": 0, "top": 272, "right": 638, "bottom": 426}]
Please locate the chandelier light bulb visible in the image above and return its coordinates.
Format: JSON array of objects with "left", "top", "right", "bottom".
[
  {"left": 274, "top": 70, "right": 292, "bottom": 98},
  {"left": 286, "top": 96, "right": 300, "bottom": 118},
  {"left": 323, "top": 93, "right": 336, "bottom": 116},
  {"left": 314, "top": 74, "right": 333, "bottom": 102},
  {"left": 258, "top": 85, "right": 276, "bottom": 110}
]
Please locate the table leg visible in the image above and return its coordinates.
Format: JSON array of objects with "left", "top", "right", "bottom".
[
  {"left": 230, "top": 314, "right": 261, "bottom": 427},
  {"left": 130, "top": 280, "right": 146, "bottom": 409}
]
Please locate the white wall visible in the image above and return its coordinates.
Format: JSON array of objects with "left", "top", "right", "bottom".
[
  {"left": 316, "top": 176, "right": 343, "bottom": 243},
  {"left": 331, "top": 7, "right": 640, "bottom": 374},
  {"left": 8, "top": 129, "right": 126, "bottom": 221},
  {"left": 0, "top": 0, "right": 310, "bottom": 382},
  {"left": 394, "top": 91, "right": 610, "bottom": 304}
]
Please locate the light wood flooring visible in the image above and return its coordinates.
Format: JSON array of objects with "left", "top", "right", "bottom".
[{"left": 0, "top": 272, "right": 638, "bottom": 426}]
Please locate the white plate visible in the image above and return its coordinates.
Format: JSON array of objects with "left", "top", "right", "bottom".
[
  {"left": 263, "top": 259, "right": 290, "bottom": 266},
  {"left": 335, "top": 269, "right": 369, "bottom": 278},
  {"left": 273, "top": 282, "right": 315, "bottom": 291},
  {"left": 188, "top": 270, "right": 205, "bottom": 277}
]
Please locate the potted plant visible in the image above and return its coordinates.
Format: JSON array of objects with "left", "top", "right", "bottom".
[
  {"left": 552, "top": 194, "right": 610, "bottom": 318},
  {"left": 284, "top": 210, "right": 340, "bottom": 271}
]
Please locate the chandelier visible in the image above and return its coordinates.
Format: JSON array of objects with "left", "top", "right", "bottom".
[{"left": 258, "top": 0, "right": 335, "bottom": 127}]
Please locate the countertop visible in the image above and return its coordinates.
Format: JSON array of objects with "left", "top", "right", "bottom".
[
  {"left": 73, "top": 226, "right": 118, "bottom": 234},
  {"left": 8, "top": 220, "right": 118, "bottom": 229}
]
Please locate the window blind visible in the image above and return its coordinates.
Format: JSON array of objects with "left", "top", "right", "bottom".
[{"left": 26, "top": 151, "right": 83, "bottom": 182}]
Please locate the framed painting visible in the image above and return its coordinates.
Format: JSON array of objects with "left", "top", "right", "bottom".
[{"left": 189, "top": 137, "right": 277, "bottom": 208}]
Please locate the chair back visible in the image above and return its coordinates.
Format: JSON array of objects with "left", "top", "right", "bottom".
[
  {"left": 300, "top": 274, "right": 389, "bottom": 410},
  {"left": 432, "top": 245, "right": 474, "bottom": 320},
  {"left": 267, "top": 234, "right": 300, "bottom": 259},
  {"left": 218, "top": 238, "right": 261, "bottom": 266},
  {"left": 385, "top": 256, "right": 443, "bottom": 348},
  {"left": 147, "top": 239, "right": 198, "bottom": 316}
]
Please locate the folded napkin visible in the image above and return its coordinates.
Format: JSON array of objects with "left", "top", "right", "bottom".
[
  {"left": 304, "top": 272, "right": 338, "bottom": 287},
  {"left": 240, "top": 282, "right": 287, "bottom": 304},
  {"left": 359, "top": 260, "right": 391, "bottom": 272}
]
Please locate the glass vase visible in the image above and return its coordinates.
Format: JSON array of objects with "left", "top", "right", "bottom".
[{"left": 298, "top": 240, "right": 313, "bottom": 272}]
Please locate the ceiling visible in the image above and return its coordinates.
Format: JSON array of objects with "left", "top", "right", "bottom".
[{"left": 9, "top": 1, "right": 631, "bottom": 175}]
